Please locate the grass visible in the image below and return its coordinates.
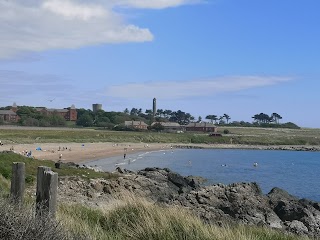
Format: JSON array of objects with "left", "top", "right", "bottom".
[
  {"left": 58, "top": 195, "right": 308, "bottom": 240},
  {"left": 1, "top": 126, "right": 320, "bottom": 145},
  {"left": 0, "top": 151, "right": 117, "bottom": 186}
]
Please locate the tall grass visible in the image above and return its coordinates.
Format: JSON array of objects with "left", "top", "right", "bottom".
[{"left": 58, "top": 195, "right": 307, "bottom": 240}]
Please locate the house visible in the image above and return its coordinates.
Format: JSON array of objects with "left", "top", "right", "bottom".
[
  {"left": 185, "top": 122, "right": 217, "bottom": 132},
  {"left": 151, "top": 122, "right": 183, "bottom": 132},
  {"left": 0, "top": 110, "right": 19, "bottom": 122},
  {"left": 124, "top": 121, "right": 148, "bottom": 130}
]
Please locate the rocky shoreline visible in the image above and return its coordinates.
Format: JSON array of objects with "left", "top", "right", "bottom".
[
  {"left": 173, "top": 144, "right": 320, "bottom": 152},
  {"left": 57, "top": 167, "right": 320, "bottom": 238}
]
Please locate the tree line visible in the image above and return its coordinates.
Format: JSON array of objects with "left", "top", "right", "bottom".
[{"left": 0, "top": 105, "right": 299, "bottom": 129}]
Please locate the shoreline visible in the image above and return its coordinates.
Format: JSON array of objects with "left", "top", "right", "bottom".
[{"left": 1, "top": 143, "right": 320, "bottom": 164}]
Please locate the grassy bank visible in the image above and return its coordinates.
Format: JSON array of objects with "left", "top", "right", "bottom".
[
  {"left": 0, "top": 152, "right": 116, "bottom": 186},
  {"left": 1, "top": 126, "right": 320, "bottom": 145}
]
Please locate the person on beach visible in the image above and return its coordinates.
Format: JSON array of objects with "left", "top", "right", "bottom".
[
  {"left": 124, "top": 153, "right": 126, "bottom": 159},
  {"left": 59, "top": 153, "right": 62, "bottom": 160}
]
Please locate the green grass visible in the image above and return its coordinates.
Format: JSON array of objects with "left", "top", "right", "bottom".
[
  {"left": 1, "top": 126, "right": 320, "bottom": 145},
  {"left": 0, "top": 152, "right": 117, "bottom": 186}
]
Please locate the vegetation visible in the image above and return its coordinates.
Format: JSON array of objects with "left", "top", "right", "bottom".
[
  {"left": 58, "top": 196, "right": 306, "bottom": 240},
  {"left": 0, "top": 153, "right": 310, "bottom": 239},
  {"left": 0, "top": 152, "right": 117, "bottom": 185},
  {"left": 0, "top": 126, "right": 319, "bottom": 146},
  {"left": 0, "top": 190, "right": 308, "bottom": 240}
]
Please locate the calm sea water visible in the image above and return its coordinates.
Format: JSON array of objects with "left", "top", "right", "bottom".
[{"left": 87, "top": 149, "right": 320, "bottom": 202}]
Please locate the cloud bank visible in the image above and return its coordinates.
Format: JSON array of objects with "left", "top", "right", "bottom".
[
  {"left": 0, "top": 0, "right": 194, "bottom": 59},
  {"left": 105, "top": 76, "right": 294, "bottom": 99}
]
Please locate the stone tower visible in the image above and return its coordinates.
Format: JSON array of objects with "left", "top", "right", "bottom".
[{"left": 153, "top": 98, "right": 157, "bottom": 118}]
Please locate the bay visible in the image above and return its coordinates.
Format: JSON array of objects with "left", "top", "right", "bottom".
[{"left": 87, "top": 149, "right": 320, "bottom": 202}]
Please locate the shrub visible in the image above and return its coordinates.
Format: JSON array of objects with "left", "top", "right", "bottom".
[{"left": 223, "top": 129, "right": 230, "bottom": 134}]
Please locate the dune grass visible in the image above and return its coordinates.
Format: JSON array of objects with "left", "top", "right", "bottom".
[{"left": 58, "top": 196, "right": 308, "bottom": 240}]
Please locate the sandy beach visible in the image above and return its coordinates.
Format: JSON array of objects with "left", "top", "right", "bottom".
[
  {"left": 2, "top": 142, "right": 320, "bottom": 164},
  {"left": 0, "top": 142, "right": 172, "bottom": 164}
]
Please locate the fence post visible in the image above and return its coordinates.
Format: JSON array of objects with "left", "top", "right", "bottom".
[
  {"left": 10, "top": 162, "right": 25, "bottom": 204},
  {"left": 36, "top": 166, "right": 58, "bottom": 218}
]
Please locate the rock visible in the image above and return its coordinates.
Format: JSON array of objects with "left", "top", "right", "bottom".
[
  {"left": 56, "top": 168, "right": 320, "bottom": 238},
  {"left": 286, "top": 220, "right": 309, "bottom": 235},
  {"left": 116, "top": 167, "right": 124, "bottom": 173}
]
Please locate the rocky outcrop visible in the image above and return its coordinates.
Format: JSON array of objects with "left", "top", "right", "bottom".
[{"left": 57, "top": 168, "right": 320, "bottom": 238}]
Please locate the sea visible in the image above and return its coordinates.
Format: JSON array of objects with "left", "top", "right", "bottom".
[{"left": 86, "top": 149, "right": 320, "bottom": 202}]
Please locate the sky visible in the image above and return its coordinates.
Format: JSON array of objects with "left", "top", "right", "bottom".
[{"left": 0, "top": 0, "right": 319, "bottom": 128}]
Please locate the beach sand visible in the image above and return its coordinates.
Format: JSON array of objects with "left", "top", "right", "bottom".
[
  {"left": 2, "top": 142, "right": 319, "bottom": 164},
  {"left": 1, "top": 142, "right": 171, "bottom": 164}
]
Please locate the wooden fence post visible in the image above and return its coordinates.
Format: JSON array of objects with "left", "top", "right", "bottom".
[
  {"left": 10, "top": 162, "right": 25, "bottom": 204},
  {"left": 36, "top": 166, "right": 58, "bottom": 218}
]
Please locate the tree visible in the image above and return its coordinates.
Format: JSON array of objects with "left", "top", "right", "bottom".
[
  {"left": 252, "top": 113, "right": 273, "bottom": 124},
  {"left": 156, "top": 109, "right": 164, "bottom": 118},
  {"left": 197, "top": 116, "right": 202, "bottom": 123},
  {"left": 76, "top": 113, "right": 94, "bottom": 127},
  {"left": 223, "top": 114, "right": 231, "bottom": 124},
  {"left": 163, "top": 110, "right": 172, "bottom": 119},
  {"left": 151, "top": 122, "right": 164, "bottom": 132},
  {"left": 271, "top": 113, "right": 282, "bottom": 124},
  {"left": 205, "top": 115, "right": 218, "bottom": 124},
  {"left": 169, "top": 110, "right": 193, "bottom": 125},
  {"left": 123, "top": 108, "right": 129, "bottom": 115},
  {"left": 130, "top": 108, "right": 138, "bottom": 116}
]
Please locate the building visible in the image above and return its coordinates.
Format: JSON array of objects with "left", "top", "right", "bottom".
[
  {"left": 185, "top": 122, "right": 217, "bottom": 132},
  {"left": 151, "top": 122, "right": 183, "bottom": 132},
  {"left": 36, "top": 104, "right": 77, "bottom": 121},
  {"left": 124, "top": 121, "right": 148, "bottom": 130},
  {"left": 92, "top": 104, "right": 102, "bottom": 113},
  {"left": 0, "top": 110, "right": 19, "bottom": 122},
  {"left": 0, "top": 102, "right": 19, "bottom": 123}
]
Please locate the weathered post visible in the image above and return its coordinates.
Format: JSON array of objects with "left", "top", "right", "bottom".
[
  {"left": 10, "top": 162, "right": 25, "bottom": 204},
  {"left": 36, "top": 166, "right": 58, "bottom": 218}
]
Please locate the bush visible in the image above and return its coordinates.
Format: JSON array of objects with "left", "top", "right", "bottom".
[{"left": 223, "top": 129, "right": 230, "bottom": 134}]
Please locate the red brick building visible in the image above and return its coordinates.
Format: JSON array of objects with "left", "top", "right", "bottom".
[
  {"left": 0, "top": 103, "right": 77, "bottom": 122},
  {"left": 35, "top": 104, "right": 77, "bottom": 121}
]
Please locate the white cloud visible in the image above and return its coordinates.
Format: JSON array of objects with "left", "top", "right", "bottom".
[
  {"left": 42, "top": 0, "right": 106, "bottom": 20},
  {"left": 1, "top": 0, "right": 196, "bottom": 58},
  {"left": 115, "top": 0, "right": 197, "bottom": 9},
  {"left": 105, "top": 76, "right": 294, "bottom": 99}
]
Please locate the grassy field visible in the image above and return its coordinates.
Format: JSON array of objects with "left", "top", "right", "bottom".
[{"left": 0, "top": 126, "right": 320, "bottom": 145}]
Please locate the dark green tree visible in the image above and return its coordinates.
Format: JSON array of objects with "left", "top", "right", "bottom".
[
  {"left": 76, "top": 113, "right": 94, "bottom": 127},
  {"left": 223, "top": 114, "right": 231, "bottom": 124},
  {"left": 205, "top": 115, "right": 218, "bottom": 124}
]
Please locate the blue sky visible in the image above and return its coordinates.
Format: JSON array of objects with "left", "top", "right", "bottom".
[{"left": 0, "top": 0, "right": 319, "bottom": 127}]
